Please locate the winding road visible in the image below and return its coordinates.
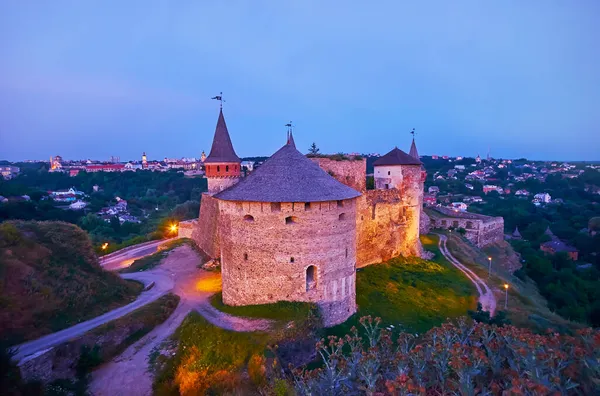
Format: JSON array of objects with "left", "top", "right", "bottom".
[
  {"left": 100, "top": 239, "right": 174, "bottom": 271},
  {"left": 436, "top": 234, "right": 497, "bottom": 315}
]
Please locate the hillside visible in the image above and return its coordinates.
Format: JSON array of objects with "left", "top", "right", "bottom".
[{"left": 0, "top": 221, "right": 142, "bottom": 344}]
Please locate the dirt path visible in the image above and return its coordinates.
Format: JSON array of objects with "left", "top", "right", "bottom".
[
  {"left": 437, "top": 234, "right": 497, "bottom": 315},
  {"left": 89, "top": 245, "right": 273, "bottom": 396}
]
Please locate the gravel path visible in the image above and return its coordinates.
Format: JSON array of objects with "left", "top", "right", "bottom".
[{"left": 437, "top": 234, "right": 497, "bottom": 315}]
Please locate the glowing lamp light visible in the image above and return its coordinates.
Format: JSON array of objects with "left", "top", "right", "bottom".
[
  {"left": 101, "top": 242, "right": 109, "bottom": 250},
  {"left": 504, "top": 284, "right": 509, "bottom": 290},
  {"left": 170, "top": 224, "right": 178, "bottom": 233}
]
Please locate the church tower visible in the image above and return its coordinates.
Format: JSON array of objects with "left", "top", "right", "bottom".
[
  {"left": 142, "top": 152, "right": 148, "bottom": 169},
  {"left": 204, "top": 109, "right": 241, "bottom": 194}
]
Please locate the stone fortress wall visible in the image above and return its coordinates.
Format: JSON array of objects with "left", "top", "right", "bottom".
[
  {"left": 192, "top": 194, "right": 221, "bottom": 258},
  {"left": 218, "top": 198, "right": 358, "bottom": 327},
  {"left": 427, "top": 207, "right": 504, "bottom": 247},
  {"left": 312, "top": 158, "right": 423, "bottom": 267}
]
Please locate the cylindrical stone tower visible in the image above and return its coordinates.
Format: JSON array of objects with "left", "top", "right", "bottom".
[
  {"left": 203, "top": 109, "right": 241, "bottom": 194},
  {"left": 214, "top": 137, "right": 362, "bottom": 326}
]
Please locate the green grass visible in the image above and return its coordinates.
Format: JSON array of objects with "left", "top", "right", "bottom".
[
  {"left": 119, "top": 238, "right": 188, "bottom": 273},
  {"left": 326, "top": 234, "right": 477, "bottom": 337},
  {"left": 153, "top": 312, "right": 274, "bottom": 395},
  {"left": 209, "top": 292, "right": 317, "bottom": 322}
]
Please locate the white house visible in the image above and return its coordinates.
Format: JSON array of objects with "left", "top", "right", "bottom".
[
  {"left": 515, "top": 189, "right": 530, "bottom": 196},
  {"left": 450, "top": 202, "right": 468, "bottom": 212},
  {"left": 454, "top": 165, "right": 466, "bottom": 170},
  {"left": 534, "top": 193, "right": 551, "bottom": 203},
  {"left": 69, "top": 201, "right": 87, "bottom": 210}
]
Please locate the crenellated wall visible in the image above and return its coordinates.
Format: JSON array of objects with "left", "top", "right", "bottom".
[
  {"left": 218, "top": 199, "right": 358, "bottom": 326},
  {"left": 192, "top": 193, "right": 221, "bottom": 257}
]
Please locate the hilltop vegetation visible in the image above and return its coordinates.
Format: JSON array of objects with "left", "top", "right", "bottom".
[
  {"left": 0, "top": 166, "right": 205, "bottom": 251},
  {"left": 0, "top": 221, "right": 142, "bottom": 344}
]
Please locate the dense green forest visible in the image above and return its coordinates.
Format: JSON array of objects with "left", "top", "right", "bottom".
[{"left": 0, "top": 163, "right": 205, "bottom": 250}]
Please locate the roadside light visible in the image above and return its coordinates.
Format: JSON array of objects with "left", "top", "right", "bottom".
[
  {"left": 504, "top": 283, "right": 509, "bottom": 290},
  {"left": 101, "top": 242, "right": 109, "bottom": 250},
  {"left": 170, "top": 224, "right": 178, "bottom": 233},
  {"left": 504, "top": 283, "right": 509, "bottom": 309}
]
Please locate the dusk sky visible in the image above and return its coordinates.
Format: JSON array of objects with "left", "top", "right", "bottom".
[{"left": 1, "top": 1, "right": 599, "bottom": 162}]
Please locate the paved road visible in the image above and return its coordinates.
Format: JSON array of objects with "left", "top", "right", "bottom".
[
  {"left": 100, "top": 239, "right": 172, "bottom": 271},
  {"left": 14, "top": 271, "right": 174, "bottom": 362},
  {"left": 436, "top": 234, "right": 497, "bottom": 315}
]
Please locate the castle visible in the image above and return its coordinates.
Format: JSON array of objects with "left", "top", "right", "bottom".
[{"left": 192, "top": 109, "right": 425, "bottom": 326}]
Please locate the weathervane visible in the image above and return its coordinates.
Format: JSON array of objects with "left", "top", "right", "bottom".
[
  {"left": 285, "top": 121, "right": 294, "bottom": 143},
  {"left": 410, "top": 128, "right": 416, "bottom": 138},
  {"left": 211, "top": 92, "right": 224, "bottom": 109}
]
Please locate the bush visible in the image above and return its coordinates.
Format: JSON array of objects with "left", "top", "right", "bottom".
[{"left": 293, "top": 316, "right": 600, "bottom": 395}]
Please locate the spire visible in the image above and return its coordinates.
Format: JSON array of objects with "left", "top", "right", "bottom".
[
  {"left": 285, "top": 121, "right": 295, "bottom": 148},
  {"left": 204, "top": 108, "right": 240, "bottom": 164},
  {"left": 409, "top": 128, "right": 419, "bottom": 159}
]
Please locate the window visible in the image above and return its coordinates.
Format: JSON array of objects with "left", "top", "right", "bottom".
[
  {"left": 337, "top": 200, "right": 343, "bottom": 208},
  {"left": 226, "top": 165, "right": 229, "bottom": 172},
  {"left": 244, "top": 253, "right": 248, "bottom": 260},
  {"left": 285, "top": 216, "right": 298, "bottom": 224},
  {"left": 243, "top": 215, "right": 254, "bottom": 222},
  {"left": 306, "top": 265, "right": 317, "bottom": 291},
  {"left": 217, "top": 165, "right": 220, "bottom": 172},
  {"left": 385, "top": 184, "right": 389, "bottom": 189},
  {"left": 345, "top": 248, "right": 348, "bottom": 258},
  {"left": 304, "top": 202, "right": 311, "bottom": 211},
  {"left": 441, "top": 220, "right": 447, "bottom": 226},
  {"left": 271, "top": 202, "right": 281, "bottom": 212},
  {"left": 388, "top": 171, "right": 391, "bottom": 175},
  {"left": 339, "top": 213, "right": 347, "bottom": 221},
  {"left": 290, "top": 257, "right": 295, "bottom": 263}
]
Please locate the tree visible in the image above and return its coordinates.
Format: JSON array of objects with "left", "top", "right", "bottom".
[{"left": 308, "top": 142, "right": 320, "bottom": 155}]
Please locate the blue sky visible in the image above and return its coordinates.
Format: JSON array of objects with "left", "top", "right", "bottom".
[{"left": 1, "top": 1, "right": 598, "bottom": 161}]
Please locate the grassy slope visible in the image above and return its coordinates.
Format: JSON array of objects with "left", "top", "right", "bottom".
[
  {"left": 153, "top": 312, "right": 274, "bottom": 396},
  {"left": 209, "top": 292, "right": 317, "bottom": 322},
  {"left": 327, "top": 234, "right": 477, "bottom": 337},
  {"left": 0, "top": 221, "right": 143, "bottom": 344},
  {"left": 442, "top": 230, "right": 581, "bottom": 332}
]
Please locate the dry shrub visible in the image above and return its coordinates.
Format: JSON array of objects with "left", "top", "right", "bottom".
[{"left": 248, "top": 353, "right": 267, "bottom": 387}]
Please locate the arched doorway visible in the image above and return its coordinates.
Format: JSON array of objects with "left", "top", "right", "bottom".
[{"left": 306, "top": 265, "right": 317, "bottom": 291}]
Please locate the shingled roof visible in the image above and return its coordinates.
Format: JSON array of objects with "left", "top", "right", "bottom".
[
  {"left": 215, "top": 141, "right": 362, "bottom": 202},
  {"left": 204, "top": 109, "right": 240, "bottom": 164},
  {"left": 373, "top": 147, "right": 422, "bottom": 166}
]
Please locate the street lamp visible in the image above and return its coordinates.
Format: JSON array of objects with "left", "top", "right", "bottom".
[
  {"left": 170, "top": 223, "right": 178, "bottom": 234},
  {"left": 504, "top": 283, "right": 509, "bottom": 309},
  {"left": 487, "top": 256, "right": 492, "bottom": 278}
]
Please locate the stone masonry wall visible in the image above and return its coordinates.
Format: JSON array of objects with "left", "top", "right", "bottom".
[
  {"left": 178, "top": 219, "right": 196, "bottom": 239},
  {"left": 193, "top": 193, "right": 220, "bottom": 257},
  {"left": 309, "top": 157, "right": 367, "bottom": 192},
  {"left": 429, "top": 214, "right": 504, "bottom": 247},
  {"left": 207, "top": 177, "right": 239, "bottom": 195},
  {"left": 311, "top": 159, "right": 424, "bottom": 266},
  {"left": 218, "top": 198, "right": 358, "bottom": 327}
]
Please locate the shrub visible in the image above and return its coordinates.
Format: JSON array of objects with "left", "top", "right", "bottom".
[{"left": 293, "top": 316, "right": 600, "bottom": 395}]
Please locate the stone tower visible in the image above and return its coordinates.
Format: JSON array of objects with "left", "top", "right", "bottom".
[
  {"left": 214, "top": 135, "right": 361, "bottom": 327},
  {"left": 204, "top": 109, "right": 241, "bottom": 194}
]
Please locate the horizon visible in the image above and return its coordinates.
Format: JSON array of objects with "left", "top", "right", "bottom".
[{"left": 1, "top": 2, "right": 599, "bottom": 162}]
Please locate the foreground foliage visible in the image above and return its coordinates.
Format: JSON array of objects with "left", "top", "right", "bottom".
[
  {"left": 293, "top": 316, "right": 600, "bottom": 395},
  {"left": 0, "top": 221, "right": 142, "bottom": 344}
]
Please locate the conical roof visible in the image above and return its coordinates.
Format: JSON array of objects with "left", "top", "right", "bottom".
[
  {"left": 373, "top": 147, "right": 422, "bottom": 166},
  {"left": 215, "top": 143, "right": 361, "bottom": 202},
  {"left": 204, "top": 109, "right": 240, "bottom": 163},
  {"left": 512, "top": 226, "right": 522, "bottom": 238},
  {"left": 409, "top": 139, "right": 419, "bottom": 159}
]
